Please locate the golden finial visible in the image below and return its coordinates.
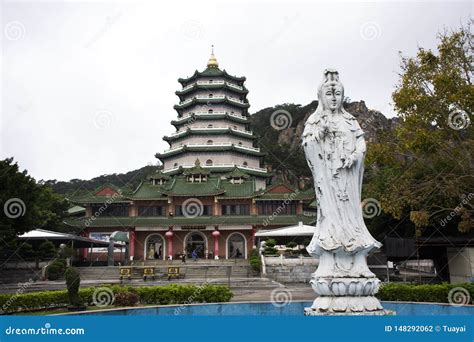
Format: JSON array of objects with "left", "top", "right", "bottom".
[{"left": 207, "top": 45, "right": 219, "bottom": 68}]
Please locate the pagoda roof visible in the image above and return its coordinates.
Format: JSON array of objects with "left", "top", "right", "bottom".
[
  {"left": 171, "top": 113, "right": 249, "bottom": 126},
  {"left": 128, "top": 182, "right": 168, "bottom": 200},
  {"left": 174, "top": 97, "right": 250, "bottom": 111},
  {"left": 175, "top": 82, "right": 249, "bottom": 97},
  {"left": 178, "top": 68, "right": 246, "bottom": 85},
  {"left": 155, "top": 144, "right": 265, "bottom": 159},
  {"left": 163, "top": 128, "right": 257, "bottom": 143},
  {"left": 147, "top": 170, "right": 171, "bottom": 180},
  {"left": 161, "top": 176, "right": 224, "bottom": 197},
  {"left": 218, "top": 180, "right": 256, "bottom": 199},
  {"left": 182, "top": 160, "right": 211, "bottom": 176},
  {"left": 162, "top": 165, "right": 273, "bottom": 178},
  {"left": 224, "top": 167, "right": 251, "bottom": 179},
  {"left": 64, "top": 214, "right": 315, "bottom": 228}
]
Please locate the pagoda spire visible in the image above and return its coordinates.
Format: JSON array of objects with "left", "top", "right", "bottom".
[{"left": 207, "top": 45, "right": 219, "bottom": 68}]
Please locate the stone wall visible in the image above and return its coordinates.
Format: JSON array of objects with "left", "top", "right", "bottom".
[{"left": 263, "top": 256, "right": 318, "bottom": 283}]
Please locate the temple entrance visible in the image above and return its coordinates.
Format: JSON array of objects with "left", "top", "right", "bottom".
[
  {"left": 145, "top": 234, "right": 165, "bottom": 260},
  {"left": 227, "top": 233, "right": 246, "bottom": 259},
  {"left": 185, "top": 232, "right": 206, "bottom": 258}
]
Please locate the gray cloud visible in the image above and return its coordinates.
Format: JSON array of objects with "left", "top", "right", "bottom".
[{"left": 1, "top": 0, "right": 471, "bottom": 181}]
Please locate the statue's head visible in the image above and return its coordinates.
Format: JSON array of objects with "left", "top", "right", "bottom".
[{"left": 318, "top": 69, "right": 344, "bottom": 113}]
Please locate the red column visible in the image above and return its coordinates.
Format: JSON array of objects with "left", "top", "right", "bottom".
[
  {"left": 129, "top": 229, "right": 135, "bottom": 260},
  {"left": 212, "top": 229, "right": 220, "bottom": 259},
  {"left": 251, "top": 226, "right": 256, "bottom": 248},
  {"left": 165, "top": 228, "right": 174, "bottom": 259},
  {"left": 82, "top": 229, "right": 88, "bottom": 260}
]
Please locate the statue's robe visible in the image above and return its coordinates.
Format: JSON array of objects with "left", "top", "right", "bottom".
[{"left": 302, "top": 111, "right": 381, "bottom": 257}]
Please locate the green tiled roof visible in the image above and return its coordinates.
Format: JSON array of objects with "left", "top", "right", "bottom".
[
  {"left": 129, "top": 182, "right": 168, "bottom": 200},
  {"left": 174, "top": 97, "right": 250, "bottom": 111},
  {"left": 162, "top": 166, "right": 273, "bottom": 178},
  {"left": 181, "top": 160, "right": 211, "bottom": 176},
  {"left": 219, "top": 180, "right": 255, "bottom": 198},
  {"left": 253, "top": 183, "right": 315, "bottom": 200},
  {"left": 171, "top": 113, "right": 249, "bottom": 125},
  {"left": 156, "top": 145, "right": 265, "bottom": 159},
  {"left": 147, "top": 170, "right": 171, "bottom": 180},
  {"left": 175, "top": 83, "right": 248, "bottom": 97},
  {"left": 64, "top": 214, "right": 315, "bottom": 228},
  {"left": 161, "top": 176, "right": 224, "bottom": 196},
  {"left": 224, "top": 167, "right": 250, "bottom": 179},
  {"left": 178, "top": 68, "right": 246, "bottom": 85},
  {"left": 163, "top": 128, "right": 257, "bottom": 143}
]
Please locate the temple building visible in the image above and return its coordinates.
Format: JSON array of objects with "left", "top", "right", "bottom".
[{"left": 67, "top": 50, "right": 315, "bottom": 261}]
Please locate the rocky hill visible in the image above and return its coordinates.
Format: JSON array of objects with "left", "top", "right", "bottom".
[{"left": 250, "top": 100, "right": 398, "bottom": 185}]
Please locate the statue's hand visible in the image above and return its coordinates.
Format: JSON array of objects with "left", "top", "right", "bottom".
[{"left": 342, "top": 155, "right": 355, "bottom": 168}]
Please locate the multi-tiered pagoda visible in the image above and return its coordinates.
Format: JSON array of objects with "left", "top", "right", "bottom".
[
  {"left": 67, "top": 51, "right": 315, "bottom": 262},
  {"left": 156, "top": 49, "right": 271, "bottom": 190}
]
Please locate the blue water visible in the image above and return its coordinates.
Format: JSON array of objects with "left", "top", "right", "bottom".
[{"left": 77, "top": 301, "right": 474, "bottom": 316}]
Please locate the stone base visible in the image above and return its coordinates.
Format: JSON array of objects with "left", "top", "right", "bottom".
[
  {"left": 304, "top": 295, "right": 395, "bottom": 315},
  {"left": 304, "top": 307, "right": 394, "bottom": 316}
]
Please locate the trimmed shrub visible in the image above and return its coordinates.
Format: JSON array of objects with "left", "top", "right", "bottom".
[
  {"left": 38, "top": 241, "right": 57, "bottom": 259},
  {"left": 249, "top": 248, "right": 262, "bottom": 273},
  {"left": 47, "top": 259, "right": 66, "bottom": 281},
  {"left": 377, "top": 282, "right": 474, "bottom": 304},
  {"left": 265, "top": 239, "right": 276, "bottom": 247},
  {"left": 64, "top": 267, "right": 81, "bottom": 306},
  {"left": 0, "top": 284, "right": 233, "bottom": 314},
  {"left": 114, "top": 292, "right": 139, "bottom": 307}
]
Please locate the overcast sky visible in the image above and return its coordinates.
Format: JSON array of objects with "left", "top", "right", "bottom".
[{"left": 1, "top": 0, "right": 471, "bottom": 181}]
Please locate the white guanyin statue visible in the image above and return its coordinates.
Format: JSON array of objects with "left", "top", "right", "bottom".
[{"left": 302, "top": 69, "right": 391, "bottom": 315}]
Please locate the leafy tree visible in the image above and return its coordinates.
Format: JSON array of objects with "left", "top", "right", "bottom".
[
  {"left": 0, "top": 158, "right": 69, "bottom": 241},
  {"left": 365, "top": 23, "right": 474, "bottom": 235}
]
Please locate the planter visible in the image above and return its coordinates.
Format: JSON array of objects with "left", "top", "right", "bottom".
[{"left": 67, "top": 305, "right": 87, "bottom": 312}]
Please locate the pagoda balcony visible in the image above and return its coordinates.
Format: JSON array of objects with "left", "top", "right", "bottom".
[
  {"left": 172, "top": 127, "right": 254, "bottom": 136},
  {"left": 181, "top": 111, "right": 246, "bottom": 119},
  {"left": 161, "top": 142, "right": 261, "bottom": 154},
  {"left": 181, "top": 80, "right": 244, "bottom": 91},
  {"left": 162, "top": 163, "right": 268, "bottom": 174},
  {"left": 178, "top": 95, "right": 246, "bottom": 105}
]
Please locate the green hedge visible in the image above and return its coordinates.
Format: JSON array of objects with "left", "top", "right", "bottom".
[
  {"left": 0, "top": 284, "right": 233, "bottom": 314},
  {"left": 377, "top": 282, "right": 474, "bottom": 303}
]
